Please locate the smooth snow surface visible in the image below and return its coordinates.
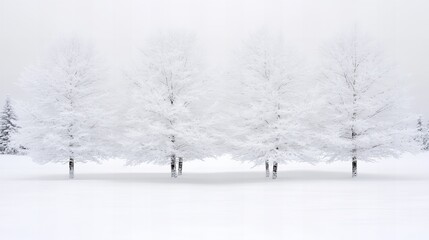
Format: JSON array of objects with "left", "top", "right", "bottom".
[{"left": 1, "top": 154, "right": 429, "bottom": 240}]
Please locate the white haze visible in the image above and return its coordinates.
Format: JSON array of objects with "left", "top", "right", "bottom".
[{"left": 0, "top": 0, "right": 428, "bottom": 115}]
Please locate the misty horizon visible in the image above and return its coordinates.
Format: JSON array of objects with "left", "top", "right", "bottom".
[{"left": 1, "top": 0, "right": 428, "bottom": 116}]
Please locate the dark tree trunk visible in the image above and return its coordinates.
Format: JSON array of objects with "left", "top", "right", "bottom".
[
  {"left": 171, "top": 155, "right": 177, "bottom": 178},
  {"left": 272, "top": 161, "right": 278, "bottom": 179},
  {"left": 69, "top": 157, "right": 74, "bottom": 179},
  {"left": 265, "top": 160, "right": 270, "bottom": 177},
  {"left": 178, "top": 157, "right": 183, "bottom": 176},
  {"left": 352, "top": 156, "right": 357, "bottom": 177}
]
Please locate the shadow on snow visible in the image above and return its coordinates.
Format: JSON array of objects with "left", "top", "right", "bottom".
[{"left": 16, "top": 170, "right": 428, "bottom": 184}]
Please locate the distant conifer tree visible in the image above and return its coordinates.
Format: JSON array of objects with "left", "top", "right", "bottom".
[{"left": 0, "top": 97, "right": 19, "bottom": 154}]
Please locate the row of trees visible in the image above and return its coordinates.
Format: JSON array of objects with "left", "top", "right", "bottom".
[{"left": 12, "top": 31, "right": 418, "bottom": 179}]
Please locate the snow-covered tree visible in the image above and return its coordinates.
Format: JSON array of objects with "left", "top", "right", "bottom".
[
  {"left": 227, "top": 32, "right": 318, "bottom": 179},
  {"left": 124, "top": 32, "right": 216, "bottom": 177},
  {"left": 0, "top": 97, "right": 20, "bottom": 154},
  {"left": 425, "top": 122, "right": 429, "bottom": 151},
  {"left": 319, "top": 31, "right": 416, "bottom": 177},
  {"left": 416, "top": 117, "right": 429, "bottom": 151},
  {"left": 18, "top": 38, "right": 113, "bottom": 178},
  {"left": 416, "top": 117, "right": 424, "bottom": 148}
]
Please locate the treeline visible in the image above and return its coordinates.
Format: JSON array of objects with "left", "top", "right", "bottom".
[{"left": 2, "top": 30, "right": 421, "bottom": 179}]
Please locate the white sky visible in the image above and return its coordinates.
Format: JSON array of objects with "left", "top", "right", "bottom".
[{"left": 0, "top": 0, "right": 428, "bottom": 116}]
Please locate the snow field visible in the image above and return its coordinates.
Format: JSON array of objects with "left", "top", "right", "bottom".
[{"left": 1, "top": 153, "right": 429, "bottom": 240}]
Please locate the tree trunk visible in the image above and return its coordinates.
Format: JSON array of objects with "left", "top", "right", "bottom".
[
  {"left": 272, "top": 161, "right": 278, "bottom": 179},
  {"left": 352, "top": 156, "right": 357, "bottom": 177},
  {"left": 265, "top": 160, "right": 270, "bottom": 177},
  {"left": 171, "top": 155, "right": 177, "bottom": 178},
  {"left": 69, "top": 157, "right": 74, "bottom": 179},
  {"left": 178, "top": 157, "right": 183, "bottom": 176}
]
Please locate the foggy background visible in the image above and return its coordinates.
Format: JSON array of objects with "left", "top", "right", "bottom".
[{"left": 0, "top": 0, "right": 428, "bottom": 116}]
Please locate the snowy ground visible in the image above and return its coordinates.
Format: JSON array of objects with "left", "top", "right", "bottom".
[{"left": 1, "top": 154, "right": 429, "bottom": 240}]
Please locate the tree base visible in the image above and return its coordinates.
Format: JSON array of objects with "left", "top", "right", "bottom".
[
  {"left": 69, "top": 158, "right": 74, "bottom": 179},
  {"left": 352, "top": 158, "right": 357, "bottom": 178},
  {"left": 178, "top": 157, "right": 183, "bottom": 176},
  {"left": 265, "top": 160, "right": 270, "bottom": 177},
  {"left": 171, "top": 155, "right": 177, "bottom": 178},
  {"left": 272, "top": 161, "right": 278, "bottom": 180}
]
